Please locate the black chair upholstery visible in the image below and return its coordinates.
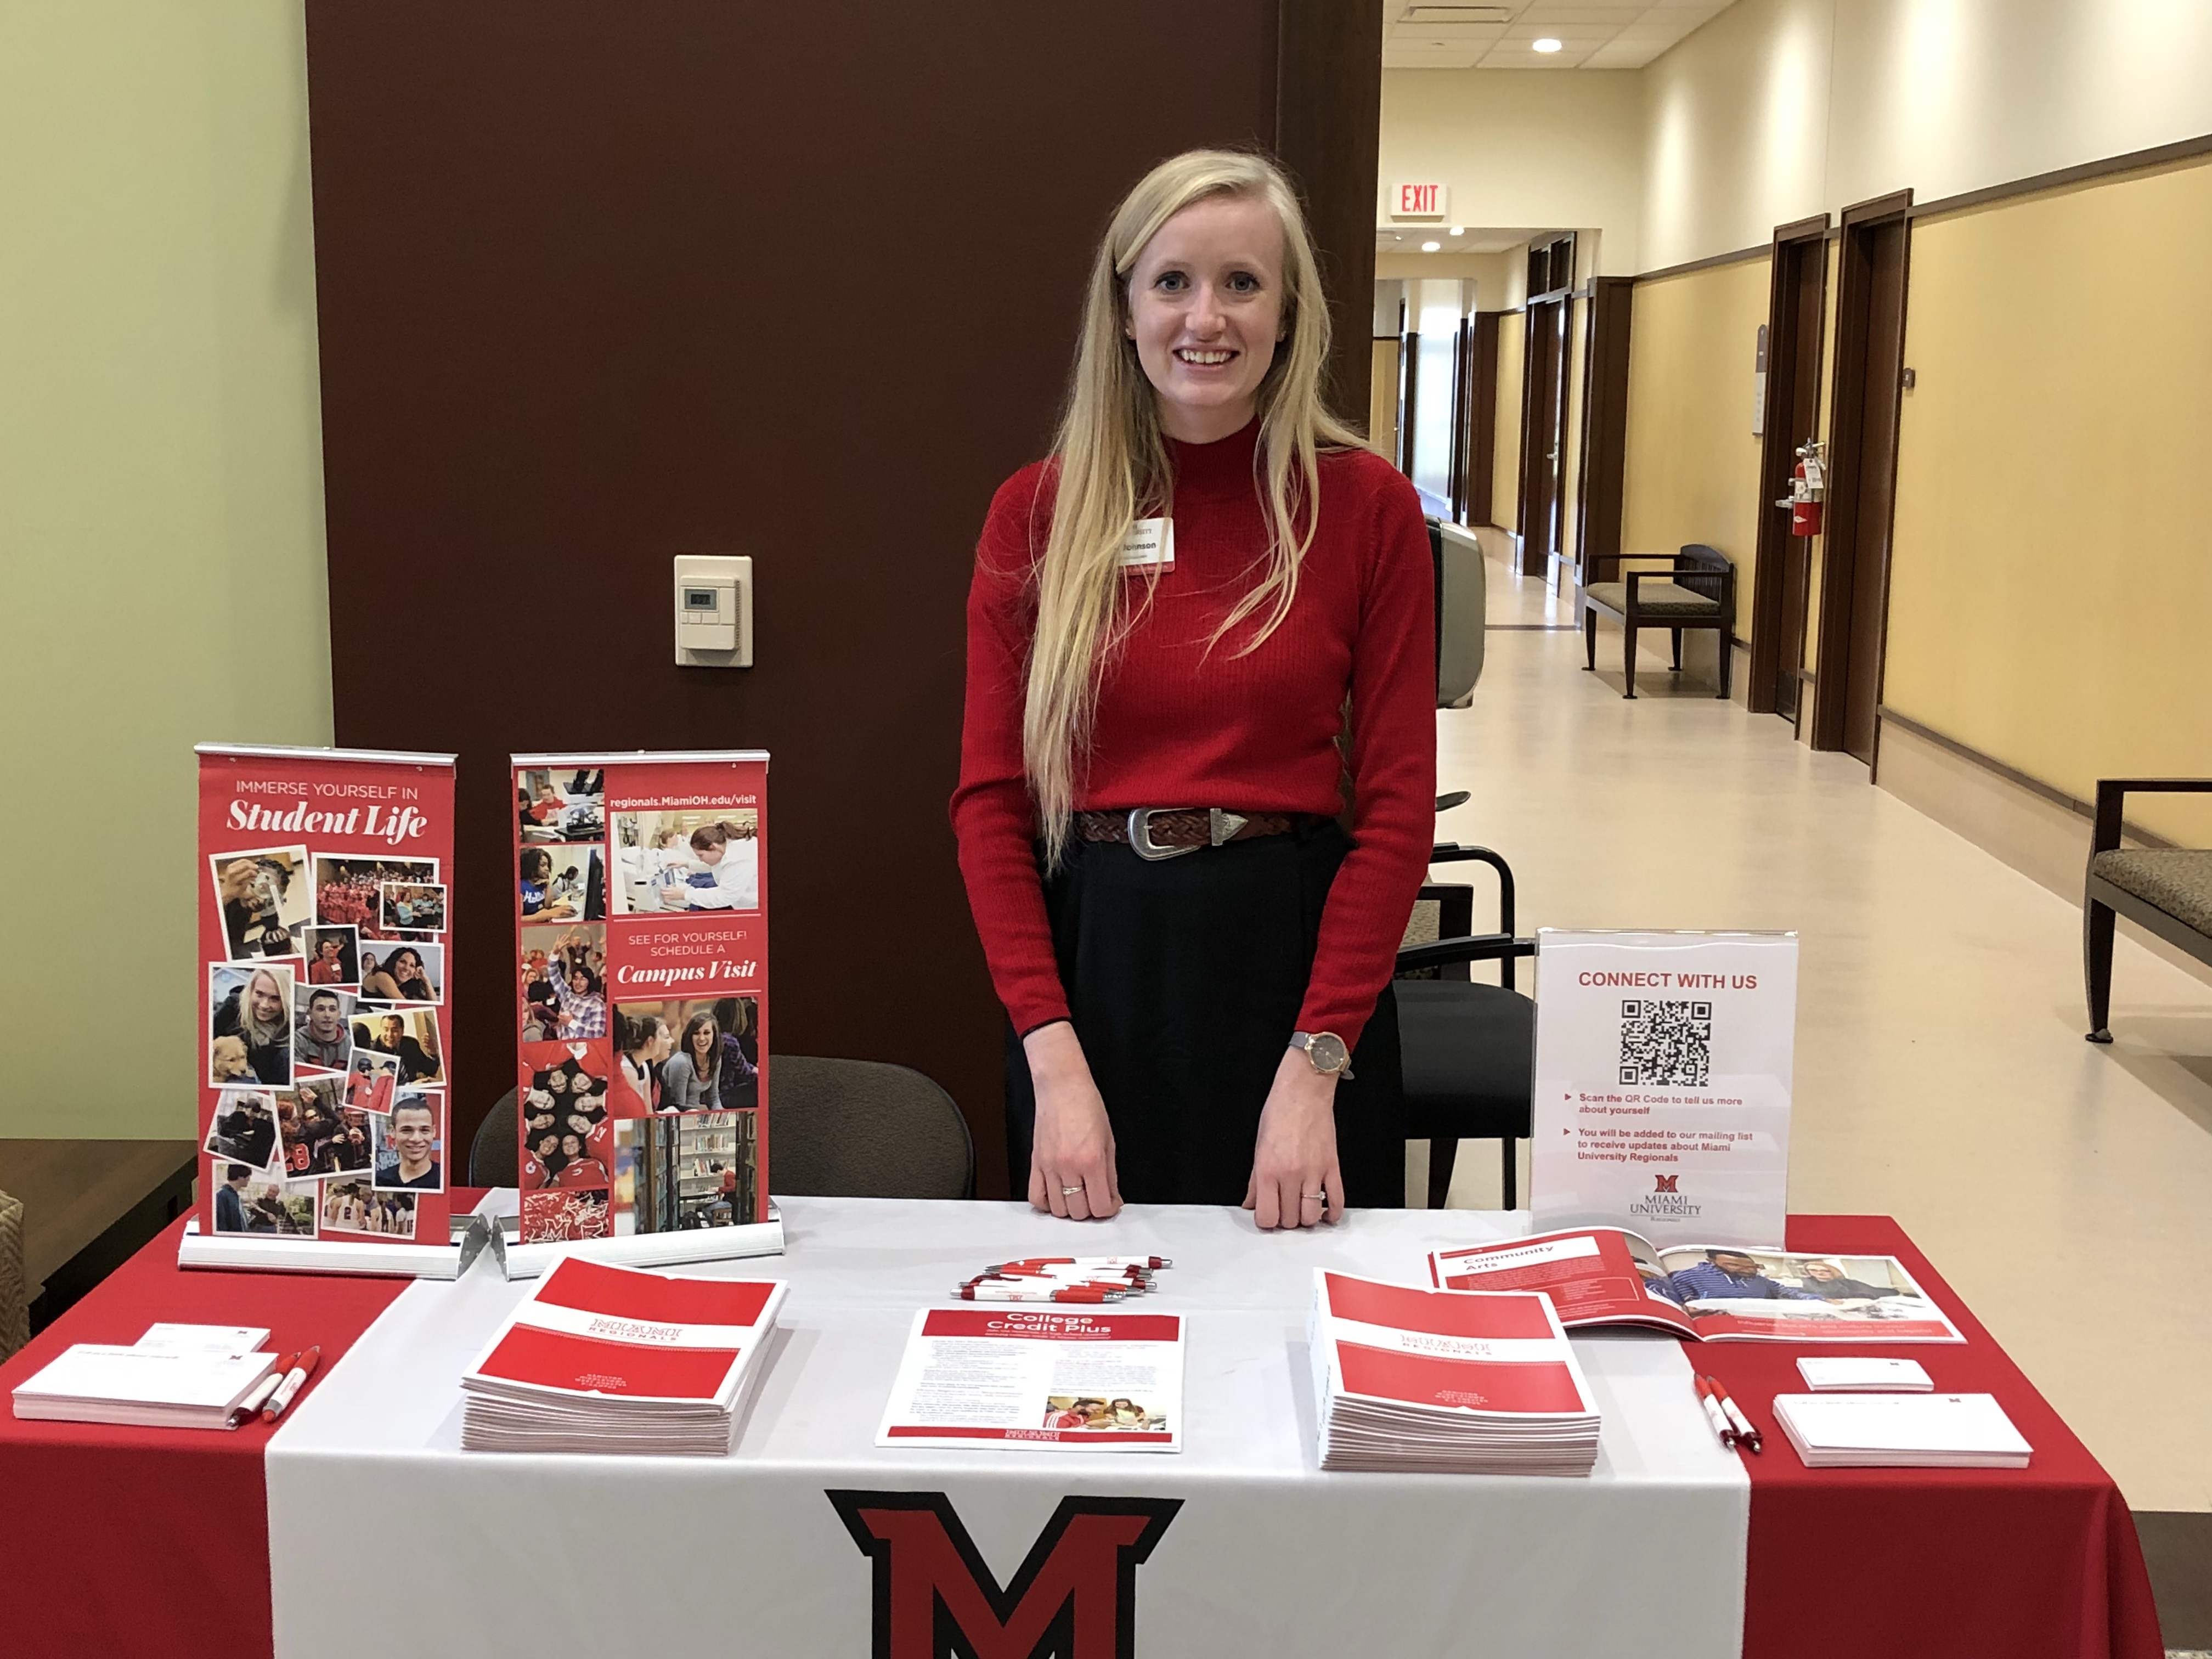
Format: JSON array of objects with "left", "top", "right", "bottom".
[
  {"left": 1395, "top": 845, "right": 1537, "bottom": 1209},
  {"left": 469, "top": 1087, "right": 520, "bottom": 1187},
  {"left": 770, "top": 1056, "right": 974, "bottom": 1199}
]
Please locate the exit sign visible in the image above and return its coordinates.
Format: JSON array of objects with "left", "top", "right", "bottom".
[{"left": 1392, "top": 182, "right": 1448, "bottom": 219}]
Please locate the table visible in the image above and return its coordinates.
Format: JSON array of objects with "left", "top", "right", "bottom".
[
  {"left": 268, "top": 1199, "right": 1750, "bottom": 1659},
  {"left": 1, "top": 1204, "right": 2164, "bottom": 1659},
  {"left": 1700, "top": 1217, "right": 2162, "bottom": 1659},
  {"left": 0, "top": 1213, "right": 411, "bottom": 1658}
]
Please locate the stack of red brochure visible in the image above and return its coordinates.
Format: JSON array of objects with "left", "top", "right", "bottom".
[
  {"left": 1309, "top": 1271, "right": 1601, "bottom": 1476},
  {"left": 460, "top": 1257, "right": 786, "bottom": 1455}
]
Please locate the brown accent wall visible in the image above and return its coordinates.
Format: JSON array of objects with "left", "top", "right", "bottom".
[{"left": 304, "top": 3, "right": 1378, "bottom": 1189}]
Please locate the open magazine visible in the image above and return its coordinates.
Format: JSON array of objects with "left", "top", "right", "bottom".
[{"left": 1428, "top": 1228, "right": 1963, "bottom": 1343}]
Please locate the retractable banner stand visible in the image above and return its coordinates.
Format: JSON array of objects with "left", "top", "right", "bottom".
[
  {"left": 506, "top": 752, "right": 780, "bottom": 1276},
  {"left": 1531, "top": 930, "right": 1798, "bottom": 1248},
  {"left": 187, "top": 744, "right": 465, "bottom": 1274}
]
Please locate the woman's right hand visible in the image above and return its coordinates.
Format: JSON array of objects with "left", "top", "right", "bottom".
[{"left": 1023, "top": 1022, "right": 1121, "bottom": 1220}]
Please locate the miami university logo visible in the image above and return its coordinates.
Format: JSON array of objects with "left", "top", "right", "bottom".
[
  {"left": 827, "top": 1489, "right": 1182, "bottom": 1659},
  {"left": 1653, "top": 1174, "right": 1680, "bottom": 1193}
]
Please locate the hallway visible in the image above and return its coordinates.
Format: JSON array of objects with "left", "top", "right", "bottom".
[{"left": 1433, "top": 546, "right": 2212, "bottom": 1512}]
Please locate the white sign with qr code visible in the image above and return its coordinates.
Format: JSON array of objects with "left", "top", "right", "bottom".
[{"left": 1530, "top": 929, "right": 1798, "bottom": 1248}]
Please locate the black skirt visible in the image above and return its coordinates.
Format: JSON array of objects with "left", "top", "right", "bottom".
[{"left": 1004, "top": 817, "right": 1404, "bottom": 1207}]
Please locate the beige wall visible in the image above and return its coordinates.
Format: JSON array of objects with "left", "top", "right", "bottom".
[
  {"left": 1618, "top": 257, "right": 1770, "bottom": 616},
  {"left": 0, "top": 4, "right": 331, "bottom": 1138},
  {"left": 1640, "top": 0, "right": 2212, "bottom": 272},
  {"left": 1379, "top": 69, "right": 1645, "bottom": 274},
  {"left": 1883, "top": 157, "right": 2212, "bottom": 847}
]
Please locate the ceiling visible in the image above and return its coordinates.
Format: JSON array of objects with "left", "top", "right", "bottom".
[
  {"left": 1381, "top": 1, "right": 1736, "bottom": 70},
  {"left": 1375, "top": 226, "right": 1544, "bottom": 255}
]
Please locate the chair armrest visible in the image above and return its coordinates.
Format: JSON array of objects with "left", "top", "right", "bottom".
[
  {"left": 1395, "top": 933, "right": 1537, "bottom": 974},
  {"left": 2092, "top": 778, "right": 2212, "bottom": 854},
  {"left": 1428, "top": 844, "right": 1516, "bottom": 936}
]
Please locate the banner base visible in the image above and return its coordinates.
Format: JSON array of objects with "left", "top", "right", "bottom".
[
  {"left": 468, "top": 1189, "right": 786, "bottom": 1279},
  {"left": 177, "top": 1220, "right": 472, "bottom": 1279}
]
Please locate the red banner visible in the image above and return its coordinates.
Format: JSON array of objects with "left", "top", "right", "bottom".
[
  {"left": 195, "top": 746, "right": 458, "bottom": 1251},
  {"left": 511, "top": 753, "right": 769, "bottom": 1245}
]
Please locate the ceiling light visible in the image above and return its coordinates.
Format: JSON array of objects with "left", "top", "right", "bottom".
[
  {"left": 1532, "top": 36, "right": 1563, "bottom": 53},
  {"left": 1448, "top": 227, "right": 1464, "bottom": 236},
  {"left": 1421, "top": 240, "right": 1442, "bottom": 252}
]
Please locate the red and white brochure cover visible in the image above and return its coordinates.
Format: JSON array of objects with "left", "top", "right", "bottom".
[
  {"left": 510, "top": 751, "right": 769, "bottom": 1249},
  {"left": 1310, "top": 1271, "right": 1601, "bottom": 1475},
  {"left": 464, "top": 1256, "right": 785, "bottom": 1408},
  {"left": 1314, "top": 1271, "right": 1596, "bottom": 1419},
  {"left": 1426, "top": 1228, "right": 1964, "bottom": 1344},
  {"left": 876, "top": 1308, "right": 1183, "bottom": 1452},
  {"left": 194, "top": 744, "right": 457, "bottom": 1263}
]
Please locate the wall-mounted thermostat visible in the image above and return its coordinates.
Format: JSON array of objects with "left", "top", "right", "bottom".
[{"left": 674, "top": 554, "right": 752, "bottom": 668}]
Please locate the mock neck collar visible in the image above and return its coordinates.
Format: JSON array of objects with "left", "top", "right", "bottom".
[{"left": 1164, "top": 416, "right": 1262, "bottom": 501}]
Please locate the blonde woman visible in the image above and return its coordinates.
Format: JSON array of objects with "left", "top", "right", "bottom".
[{"left": 952, "top": 150, "right": 1433, "bottom": 1231}]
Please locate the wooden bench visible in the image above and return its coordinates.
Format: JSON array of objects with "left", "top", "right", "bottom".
[
  {"left": 1582, "top": 543, "right": 1736, "bottom": 699},
  {"left": 2084, "top": 778, "right": 2212, "bottom": 1042}
]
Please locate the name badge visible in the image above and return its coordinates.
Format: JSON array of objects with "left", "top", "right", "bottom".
[{"left": 1117, "top": 517, "right": 1174, "bottom": 571}]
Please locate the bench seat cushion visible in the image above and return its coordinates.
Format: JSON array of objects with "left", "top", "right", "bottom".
[
  {"left": 1585, "top": 579, "right": 1723, "bottom": 618},
  {"left": 2092, "top": 848, "right": 2212, "bottom": 936}
]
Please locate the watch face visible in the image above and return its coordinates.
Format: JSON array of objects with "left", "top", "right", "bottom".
[{"left": 1307, "top": 1032, "right": 1350, "bottom": 1073}]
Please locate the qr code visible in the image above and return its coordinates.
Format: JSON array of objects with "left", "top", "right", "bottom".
[{"left": 1618, "top": 1000, "right": 1712, "bottom": 1086}]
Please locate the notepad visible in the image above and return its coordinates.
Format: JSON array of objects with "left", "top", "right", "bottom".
[
  {"left": 11, "top": 1344, "right": 279, "bottom": 1430},
  {"left": 1795, "top": 1356, "right": 1932, "bottom": 1392},
  {"left": 1773, "top": 1391, "right": 2031, "bottom": 1468}
]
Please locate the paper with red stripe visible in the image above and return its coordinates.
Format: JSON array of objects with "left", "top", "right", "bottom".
[{"left": 876, "top": 1306, "right": 1183, "bottom": 1453}]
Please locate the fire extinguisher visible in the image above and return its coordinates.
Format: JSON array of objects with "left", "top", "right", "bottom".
[{"left": 1778, "top": 439, "right": 1826, "bottom": 537}]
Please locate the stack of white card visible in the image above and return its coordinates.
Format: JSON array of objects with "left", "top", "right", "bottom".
[
  {"left": 11, "top": 1324, "right": 278, "bottom": 1430},
  {"left": 460, "top": 1257, "right": 786, "bottom": 1455},
  {"left": 1796, "top": 1356, "right": 1933, "bottom": 1392},
  {"left": 1309, "top": 1271, "right": 1601, "bottom": 1477},
  {"left": 1773, "top": 1391, "right": 2032, "bottom": 1468}
]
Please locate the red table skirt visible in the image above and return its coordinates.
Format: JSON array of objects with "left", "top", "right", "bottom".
[
  {"left": 0, "top": 1214, "right": 413, "bottom": 1659},
  {"left": 1702, "top": 1216, "right": 2163, "bottom": 1659}
]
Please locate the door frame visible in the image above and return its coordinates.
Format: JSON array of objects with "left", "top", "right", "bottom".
[
  {"left": 1746, "top": 213, "right": 1832, "bottom": 718},
  {"left": 1811, "top": 189, "right": 1914, "bottom": 759},
  {"left": 1462, "top": 309, "right": 1499, "bottom": 526}
]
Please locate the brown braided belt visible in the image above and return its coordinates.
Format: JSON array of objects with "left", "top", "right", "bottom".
[{"left": 1074, "top": 807, "right": 1301, "bottom": 861}]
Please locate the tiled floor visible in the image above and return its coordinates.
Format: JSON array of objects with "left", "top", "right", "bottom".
[{"left": 1428, "top": 543, "right": 2212, "bottom": 1514}]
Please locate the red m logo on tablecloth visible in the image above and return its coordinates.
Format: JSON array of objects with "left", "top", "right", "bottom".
[
  {"left": 1654, "top": 1174, "right": 1680, "bottom": 1193},
  {"left": 827, "top": 1489, "right": 1182, "bottom": 1659}
]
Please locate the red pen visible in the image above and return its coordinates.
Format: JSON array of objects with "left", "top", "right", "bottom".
[
  {"left": 1703, "top": 1376, "right": 1762, "bottom": 1452},
  {"left": 262, "top": 1346, "right": 323, "bottom": 1423},
  {"left": 999, "top": 1256, "right": 1169, "bottom": 1271},
  {"left": 957, "top": 1285, "right": 1125, "bottom": 1303},
  {"left": 228, "top": 1353, "right": 295, "bottom": 1429},
  {"left": 1692, "top": 1375, "right": 1736, "bottom": 1449}
]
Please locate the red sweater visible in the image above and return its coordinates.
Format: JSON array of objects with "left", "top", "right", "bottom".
[{"left": 951, "top": 419, "right": 1436, "bottom": 1049}]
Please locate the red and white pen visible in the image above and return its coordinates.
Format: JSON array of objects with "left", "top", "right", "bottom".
[
  {"left": 997, "top": 1256, "right": 1169, "bottom": 1271},
  {"left": 957, "top": 1284, "right": 1126, "bottom": 1304},
  {"left": 1693, "top": 1375, "right": 1737, "bottom": 1449},
  {"left": 227, "top": 1355, "right": 295, "bottom": 1429},
  {"left": 973, "top": 1269, "right": 1148, "bottom": 1293},
  {"left": 1703, "top": 1376, "right": 1762, "bottom": 1452},
  {"left": 262, "top": 1346, "right": 323, "bottom": 1423}
]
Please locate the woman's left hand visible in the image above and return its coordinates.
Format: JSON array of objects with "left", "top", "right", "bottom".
[{"left": 1244, "top": 1048, "right": 1345, "bottom": 1229}]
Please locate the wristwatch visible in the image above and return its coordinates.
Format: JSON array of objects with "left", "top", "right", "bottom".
[{"left": 1290, "top": 1031, "right": 1354, "bottom": 1080}]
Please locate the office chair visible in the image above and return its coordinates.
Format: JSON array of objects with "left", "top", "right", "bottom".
[
  {"left": 770, "top": 1057, "right": 973, "bottom": 1199},
  {"left": 1396, "top": 844, "right": 1537, "bottom": 1209}
]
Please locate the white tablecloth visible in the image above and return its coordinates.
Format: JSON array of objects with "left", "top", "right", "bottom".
[{"left": 267, "top": 1199, "right": 1747, "bottom": 1658}]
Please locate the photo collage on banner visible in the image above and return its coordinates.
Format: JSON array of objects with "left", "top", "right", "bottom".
[
  {"left": 197, "top": 746, "right": 457, "bottom": 1250},
  {"left": 512, "top": 752, "right": 769, "bottom": 1245}
]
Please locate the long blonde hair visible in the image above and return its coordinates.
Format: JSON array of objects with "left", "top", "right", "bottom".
[{"left": 1023, "top": 149, "right": 1361, "bottom": 867}]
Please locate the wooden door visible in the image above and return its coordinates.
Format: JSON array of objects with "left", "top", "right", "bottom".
[
  {"left": 1748, "top": 215, "right": 1831, "bottom": 723},
  {"left": 1462, "top": 310, "right": 1499, "bottom": 527},
  {"left": 1517, "top": 296, "right": 1568, "bottom": 577},
  {"left": 1813, "top": 191, "right": 1912, "bottom": 762}
]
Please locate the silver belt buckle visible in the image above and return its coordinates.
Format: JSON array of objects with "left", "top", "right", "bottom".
[{"left": 1127, "top": 807, "right": 1248, "bottom": 861}]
